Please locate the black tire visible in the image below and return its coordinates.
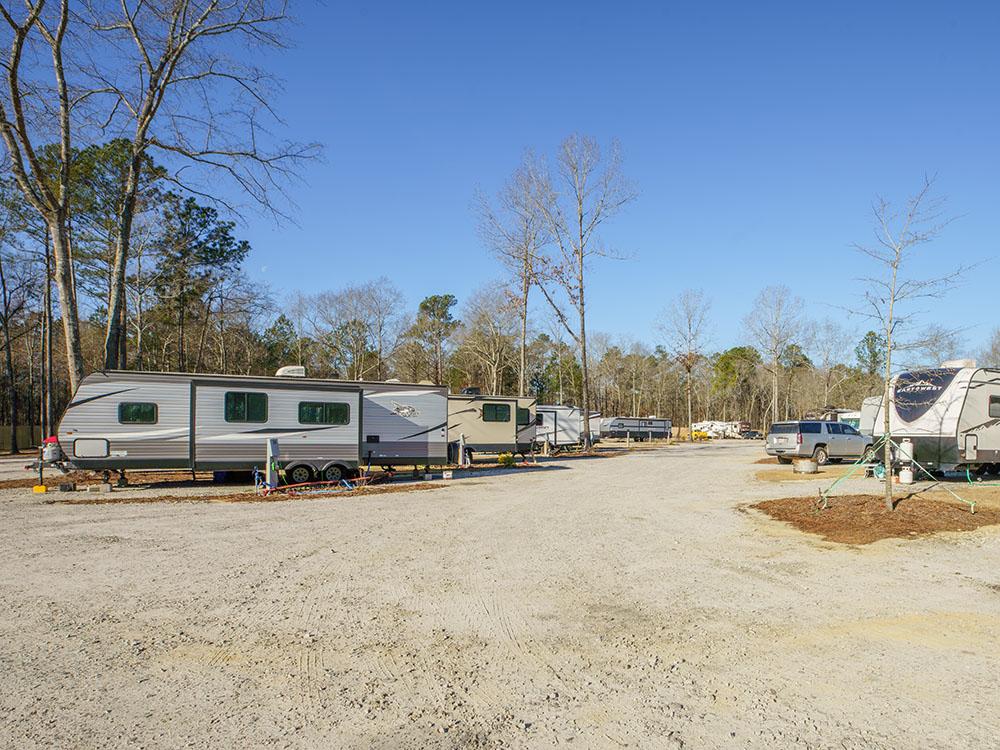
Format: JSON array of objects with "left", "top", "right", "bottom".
[
  {"left": 322, "top": 464, "right": 345, "bottom": 482},
  {"left": 776, "top": 456, "right": 792, "bottom": 465},
  {"left": 813, "top": 446, "right": 829, "bottom": 466},
  {"left": 862, "top": 444, "right": 874, "bottom": 462},
  {"left": 287, "top": 465, "right": 313, "bottom": 485}
]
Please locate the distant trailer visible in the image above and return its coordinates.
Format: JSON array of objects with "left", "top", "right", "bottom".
[
  {"left": 536, "top": 405, "right": 601, "bottom": 447},
  {"left": 447, "top": 394, "right": 537, "bottom": 458},
  {"left": 601, "top": 417, "right": 672, "bottom": 441},
  {"left": 56, "top": 370, "right": 364, "bottom": 483}
]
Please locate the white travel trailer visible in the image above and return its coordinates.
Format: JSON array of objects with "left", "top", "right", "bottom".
[
  {"left": 864, "top": 362, "right": 1000, "bottom": 472},
  {"left": 56, "top": 370, "right": 364, "bottom": 482},
  {"left": 601, "top": 417, "right": 672, "bottom": 441},
  {"left": 55, "top": 370, "right": 449, "bottom": 482},
  {"left": 447, "top": 393, "right": 537, "bottom": 458},
  {"left": 536, "top": 405, "right": 601, "bottom": 448}
]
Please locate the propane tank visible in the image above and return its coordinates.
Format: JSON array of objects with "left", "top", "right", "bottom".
[
  {"left": 42, "top": 436, "right": 61, "bottom": 463},
  {"left": 898, "top": 438, "right": 914, "bottom": 464},
  {"left": 899, "top": 466, "right": 914, "bottom": 485}
]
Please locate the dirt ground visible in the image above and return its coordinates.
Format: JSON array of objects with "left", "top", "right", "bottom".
[{"left": 2, "top": 442, "right": 1000, "bottom": 748}]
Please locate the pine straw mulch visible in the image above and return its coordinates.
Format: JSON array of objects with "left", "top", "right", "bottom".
[
  {"left": 752, "top": 491, "right": 1000, "bottom": 545},
  {"left": 0, "top": 469, "right": 225, "bottom": 490},
  {"left": 754, "top": 457, "right": 779, "bottom": 465},
  {"left": 50, "top": 481, "right": 446, "bottom": 506}
]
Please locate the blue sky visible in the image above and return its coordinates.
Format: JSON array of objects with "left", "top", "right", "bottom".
[{"left": 240, "top": 1, "right": 999, "bottom": 356}]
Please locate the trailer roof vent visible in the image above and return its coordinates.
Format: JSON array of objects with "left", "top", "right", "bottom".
[
  {"left": 941, "top": 359, "right": 976, "bottom": 369},
  {"left": 384, "top": 378, "right": 401, "bottom": 383},
  {"left": 275, "top": 365, "right": 306, "bottom": 378},
  {"left": 461, "top": 386, "right": 481, "bottom": 395}
]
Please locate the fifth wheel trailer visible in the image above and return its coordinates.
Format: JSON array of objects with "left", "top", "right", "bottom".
[{"left": 863, "top": 362, "right": 1000, "bottom": 472}]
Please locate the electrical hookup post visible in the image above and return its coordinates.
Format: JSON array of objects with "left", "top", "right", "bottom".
[{"left": 266, "top": 438, "right": 280, "bottom": 489}]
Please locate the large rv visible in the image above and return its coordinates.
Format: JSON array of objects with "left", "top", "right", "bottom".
[
  {"left": 536, "top": 405, "right": 601, "bottom": 448},
  {"left": 601, "top": 417, "right": 672, "bottom": 441},
  {"left": 55, "top": 370, "right": 449, "bottom": 481},
  {"left": 56, "top": 370, "right": 363, "bottom": 482},
  {"left": 447, "top": 393, "right": 537, "bottom": 457},
  {"left": 864, "top": 362, "right": 1000, "bottom": 472}
]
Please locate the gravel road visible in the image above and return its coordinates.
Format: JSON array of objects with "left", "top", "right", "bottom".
[{"left": 2, "top": 442, "right": 999, "bottom": 748}]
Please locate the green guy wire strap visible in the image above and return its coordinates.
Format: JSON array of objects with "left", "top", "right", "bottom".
[{"left": 966, "top": 468, "right": 1000, "bottom": 488}]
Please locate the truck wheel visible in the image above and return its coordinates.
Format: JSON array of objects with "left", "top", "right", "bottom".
[
  {"left": 813, "top": 446, "right": 829, "bottom": 466},
  {"left": 287, "top": 465, "right": 313, "bottom": 484},
  {"left": 322, "top": 464, "right": 345, "bottom": 482}
]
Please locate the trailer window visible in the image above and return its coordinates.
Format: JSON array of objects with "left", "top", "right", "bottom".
[
  {"left": 483, "top": 403, "right": 510, "bottom": 422},
  {"left": 990, "top": 396, "right": 1000, "bottom": 418},
  {"left": 225, "top": 392, "right": 267, "bottom": 423},
  {"left": 118, "top": 402, "right": 157, "bottom": 424},
  {"left": 299, "top": 401, "right": 350, "bottom": 425},
  {"left": 516, "top": 407, "right": 531, "bottom": 425},
  {"left": 535, "top": 413, "right": 544, "bottom": 425}
]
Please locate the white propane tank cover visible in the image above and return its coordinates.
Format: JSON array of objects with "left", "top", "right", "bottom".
[
  {"left": 275, "top": 365, "right": 306, "bottom": 377},
  {"left": 941, "top": 359, "right": 976, "bottom": 368},
  {"left": 898, "top": 438, "right": 914, "bottom": 463}
]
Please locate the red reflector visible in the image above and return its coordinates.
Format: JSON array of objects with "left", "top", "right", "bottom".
[{"left": 797, "top": 433, "right": 802, "bottom": 444}]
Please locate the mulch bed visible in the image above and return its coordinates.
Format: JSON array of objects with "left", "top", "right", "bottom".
[
  {"left": 754, "top": 457, "right": 779, "bottom": 465},
  {"left": 52, "top": 482, "right": 446, "bottom": 506},
  {"left": 752, "top": 493, "right": 1000, "bottom": 545},
  {"left": 0, "top": 470, "right": 222, "bottom": 491}
]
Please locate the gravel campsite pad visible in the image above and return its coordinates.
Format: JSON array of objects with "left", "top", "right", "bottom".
[{"left": 3, "top": 442, "right": 1000, "bottom": 748}]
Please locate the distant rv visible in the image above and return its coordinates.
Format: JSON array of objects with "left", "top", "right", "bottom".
[
  {"left": 601, "top": 417, "right": 672, "bottom": 441},
  {"left": 536, "top": 405, "right": 601, "bottom": 448},
  {"left": 863, "top": 361, "right": 1000, "bottom": 472},
  {"left": 54, "top": 369, "right": 448, "bottom": 482},
  {"left": 447, "top": 392, "right": 537, "bottom": 459}
]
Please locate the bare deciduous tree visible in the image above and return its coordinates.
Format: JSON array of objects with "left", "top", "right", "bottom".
[
  {"left": 80, "top": 0, "right": 319, "bottom": 370},
  {"left": 853, "top": 176, "right": 965, "bottom": 509},
  {"left": 658, "top": 289, "right": 711, "bottom": 440},
  {"left": 477, "top": 158, "right": 548, "bottom": 396},
  {"left": 744, "top": 285, "right": 804, "bottom": 426},
  {"left": 0, "top": 0, "right": 86, "bottom": 391},
  {"left": 529, "top": 135, "right": 636, "bottom": 448}
]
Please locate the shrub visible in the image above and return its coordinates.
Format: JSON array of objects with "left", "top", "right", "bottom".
[{"left": 497, "top": 452, "right": 517, "bottom": 467}]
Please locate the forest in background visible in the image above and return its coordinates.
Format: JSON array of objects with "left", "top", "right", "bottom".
[{"left": 0, "top": 1, "right": 995, "bottom": 453}]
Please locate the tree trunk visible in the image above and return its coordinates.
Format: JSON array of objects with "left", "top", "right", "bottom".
[
  {"left": 0, "top": 255, "right": 18, "bottom": 453},
  {"left": 50, "top": 220, "right": 85, "bottom": 393},
  {"left": 103, "top": 153, "right": 142, "bottom": 370},
  {"left": 519, "top": 270, "right": 528, "bottom": 397},
  {"left": 686, "top": 370, "right": 693, "bottom": 442},
  {"left": 44, "top": 235, "right": 53, "bottom": 433}
]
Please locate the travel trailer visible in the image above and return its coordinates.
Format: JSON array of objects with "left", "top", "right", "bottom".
[
  {"left": 56, "top": 370, "right": 364, "bottom": 482},
  {"left": 54, "top": 369, "right": 449, "bottom": 482},
  {"left": 447, "top": 393, "right": 537, "bottom": 458},
  {"left": 536, "top": 405, "right": 601, "bottom": 448},
  {"left": 864, "top": 361, "right": 1000, "bottom": 472},
  {"left": 601, "top": 417, "right": 672, "bottom": 441}
]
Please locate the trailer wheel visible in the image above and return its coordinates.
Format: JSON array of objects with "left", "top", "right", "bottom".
[
  {"left": 287, "top": 465, "right": 313, "bottom": 484},
  {"left": 322, "top": 464, "right": 345, "bottom": 482}
]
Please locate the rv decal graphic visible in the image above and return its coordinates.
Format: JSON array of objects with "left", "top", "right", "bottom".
[
  {"left": 894, "top": 368, "right": 960, "bottom": 423},
  {"left": 392, "top": 401, "right": 419, "bottom": 418}
]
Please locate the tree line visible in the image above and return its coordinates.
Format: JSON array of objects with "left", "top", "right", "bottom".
[{"left": 0, "top": 4, "right": 987, "bottom": 467}]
